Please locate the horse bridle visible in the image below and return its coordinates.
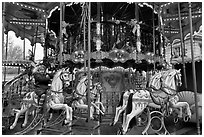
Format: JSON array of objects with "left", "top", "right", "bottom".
[
  {"left": 51, "top": 71, "right": 71, "bottom": 93},
  {"left": 74, "top": 81, "right": 99, "bottom": 98},
  {"left": 160, "top": 71, "right": 181, "bottom": 96}
]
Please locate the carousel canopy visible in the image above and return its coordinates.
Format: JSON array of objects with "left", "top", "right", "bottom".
[
  {"left": 3, "top": 2, "right": 201, "bottom": 45},
  {"left": 160, "top": 2, "right": 202, "bottom": 41},
  {"left": 3, "top": 2, "right": 61, "bottom": 45}
]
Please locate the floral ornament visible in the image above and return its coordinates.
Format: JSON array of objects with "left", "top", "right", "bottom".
[
  {"left": 62, "top": 21, "right": 69, "bottom": 37},
  {"left": 128, "top": 19, "right": 142, "bottom": 53}
]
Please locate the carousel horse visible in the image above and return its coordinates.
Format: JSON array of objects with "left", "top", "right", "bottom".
[
  {"left": 9, "top": 67, "right": 75, "bottom": 130},
  {"left": 121, "top": 69, "right": 191, "bottom": 134},
  {"left": 111, "top": 70, "right": 161, "bottom": 126},
  {"left": 72, "top": 74, "right": 105, "bottom": 120}
]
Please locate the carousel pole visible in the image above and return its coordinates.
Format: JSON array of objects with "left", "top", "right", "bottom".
[
  {"left": 188, "top": 2, "right": 200, "bottom": 135},
  {"left": 152, "top": 4, "right": 156, "bottom": 71},
  {"left": 169, "top": 23, "right": 173, "bottom": 67},
  {"left": 3, "top": 29, "right": 9, "bottom": 84},
  {"left": 44, "top": 17, "right": 48, "bottom": 60},
  {"left": 23, "top": 25, "right": 26, "bottom": 60},
  {"left": 87, "top": 2, "right": 91, "bottom": 128},
  {"left": 178, "top": 3, "right": 187, "bottom": 89},
  {"left": 96, "top": 2, "right": 102, "bottom": 124},
  {"left": 2, "top": 2, "right": 5, "bottom": 52},
  {"left": 2, "top": 2, "right": 7, "bottom": 83},
  {"left": 83, "top": 5, "right": 87, "bottom": 70},
  {"left": 33, "top": 25, "right": 38, "bottom": 61},
  {"left": 59, "top": 2, "right": 63, "bottom": 66}
]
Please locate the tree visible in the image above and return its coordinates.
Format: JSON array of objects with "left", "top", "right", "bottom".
[{"left": 2, "top": 34, "right": 23, "bottom": 60}]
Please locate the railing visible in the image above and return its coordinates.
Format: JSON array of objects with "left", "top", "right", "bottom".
[{"left": 2, "top": 75, "right": 29, "bottom": 117}]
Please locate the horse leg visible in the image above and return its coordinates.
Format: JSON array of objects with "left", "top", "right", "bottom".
[
  {"left": 91, "top": 102, "right": 104, "bottom": 115},
  {"left": 10, "top": 104, "right": 28, "bottom": 129},
  {"left": 64, "top": 104, "right": 73, "bottom": 123},
  {"left": 22, "top": 109, "right": 29, "bottom": 127},
  {"left": 49, "top": 102, "right": 72, "bottom": 125},
  {"left": 90, "top": 105, "right": 95, "bottom": 120},
  {"left": 122, "top": 102, "right": 145, "bottom": 134},
  {"left": 170, "top": 102, "right": 191, "bottom": 118},
  {"left": 113, "top": 103, "right": 127, "bottom": 125},
  {"left": 94, "top": 101, "right": 106, "bottom": 113}
]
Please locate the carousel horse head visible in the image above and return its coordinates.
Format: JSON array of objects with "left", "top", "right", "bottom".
[
  {"left": 162, "top": 69, "right": 182, "bottom": 95},
  {"left": 89, "top": 82, "right": 103, "bottom": 100},
  {"left": 75, "top": 74, "right": 93, "bottom": 97},
  {"left": 148, "top": 71, "right": 163, "bottom": 90},
  {"left": 51, "top": 67, "right": 72, "bottom": 93}
]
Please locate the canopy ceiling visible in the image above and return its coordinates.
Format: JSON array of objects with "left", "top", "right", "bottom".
[
  {"left": 3, "top": 2, "right": 202, "bottom": 45},
  {"left": 3, "top": 2, "right": 60, "bottom": 45}
]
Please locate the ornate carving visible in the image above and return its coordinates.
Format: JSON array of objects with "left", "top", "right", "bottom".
[{"left": 104, "top": 74, "right": 120, "bottom": 88}]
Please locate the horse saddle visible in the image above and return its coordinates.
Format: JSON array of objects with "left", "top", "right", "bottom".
[{"left": 150, "top": 91, "right": 169, "bottom": 106}]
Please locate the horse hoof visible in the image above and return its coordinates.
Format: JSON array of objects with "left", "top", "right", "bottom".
[
  {"left": 109, "top": 122, "right": 115, "bottom": 126},
  {"left": 36, "top": 130, "right": 42, "bottom": 135},
  {"left": 184, "top": 116, "right": 190, "bottom": 122},
  {"left": 21, "top": 124, "right": 26, "bottom": 128},
  {"left": 174, "top": 117, "right": 179, "bottom": 123},
  {"left": 10, "top": 126, "right": 14, "bottom": 130},
  {"left": 62, "top": 120, "right": 70, "bottom": 126},
  {"left": 62, "top": 121, "right": 65, "bottom": 126},
  {"left": 117, "top": 127, "right": 124, "bottom": 135}
]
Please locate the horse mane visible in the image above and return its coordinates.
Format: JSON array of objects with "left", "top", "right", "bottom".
[
  {"left": 149, "top": 72, "right": 162, "bottom": 90},
  {"left": 162, "top": 69, "right": 178, "bottom": 94},
  {"left": 76, "top": 75, "right": 88, "bottom": 94},
  {"left": 51, "top": 69, "right": 63, "bottom": 92}
]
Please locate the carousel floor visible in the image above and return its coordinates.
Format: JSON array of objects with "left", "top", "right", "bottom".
[{"left": 2, "top": 112, "right": 201, "bottom": 135}]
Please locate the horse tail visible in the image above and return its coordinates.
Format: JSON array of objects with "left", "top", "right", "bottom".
[
  {"left": 126, "top": 93, "right": 134, "bottom": 115},
  {"left": 117, "top": 91, "right": 126, "bottom": 107}
]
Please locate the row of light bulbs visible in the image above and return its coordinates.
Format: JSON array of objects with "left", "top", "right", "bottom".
[
  {"left": 11, "top": 2, "right": 45, "bottom": 12},
  {"left": 11, "top": 19, "right": 44, "bottom": 22},
  {"left": 10, "top": 21, "right": 45, "bottom": 26},
  {"left": 164, "top": 14, "right": 201, "bottom": 22}
]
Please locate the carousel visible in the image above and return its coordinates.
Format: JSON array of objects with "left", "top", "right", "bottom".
[{"left": 2, "top": 2, "right": 202, "bottom": 135}]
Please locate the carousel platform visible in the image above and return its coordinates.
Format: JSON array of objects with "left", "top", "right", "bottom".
[{"left": 2, "top": 112, "right": 201, "bottom": 135}]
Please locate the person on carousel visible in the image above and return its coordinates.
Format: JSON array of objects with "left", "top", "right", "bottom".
[{"left": 32, "top": 64, "right": 51, "bottom": 115}]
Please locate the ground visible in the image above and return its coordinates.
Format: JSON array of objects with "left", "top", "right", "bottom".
[{"left": 2, "top": 111, "right": 202, "bottom": 135}]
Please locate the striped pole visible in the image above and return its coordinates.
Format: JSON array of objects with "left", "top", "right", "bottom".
[
  {"left": 152, "top": 4, "right": 156, "bottom": 71},
  {"left": 188, "top": 2, "right": 200, "bottom": 135},
  {"left": 178, "top": 3, "right": 187, "bottom": 89},
  {"left": 59, "top": 2, "right": 63, "bottom": 66},
  {"left": 87, "top": 2, "right": 91, "bottom": 128}
]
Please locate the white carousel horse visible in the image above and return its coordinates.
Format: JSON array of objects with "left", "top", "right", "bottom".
[
  {"left": 160, "top": 69, "right": 191, "bottom": 120},
  {"left": 72, "top": 75, "right": 105, "bottom": 120},
  {"left": 9, "top": 67, "right": 74, "bottom": 130},
  {"left": 112, "top": 70, "right": 161, "bottom": 126},
  {"left": 121, "top": 69, "right": 191, "bottom": 134}
]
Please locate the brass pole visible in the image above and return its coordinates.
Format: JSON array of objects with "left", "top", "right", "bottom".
[
  {"left": 152, "top": 4, "right": 156, "bottom": 71},
  {"left": 33, "top": 25, "right": 38, "bottom": 60},
  {"left": 87, "top": 2, "right": 91, "bottom": 126},
  {"left": 3, "top": 30, "right": 9, "bottom": 83},
  {"left": 188, "top": 2, "right": 200, "bottom": 135},
  {"left": 23, "top": 25, "right": 26, "bottom": 60},
  {"left": 84, "top": 4, "right": 87, "bottom": 71},
  {"left": 178, "top": 3, "right": 187, "bottom": 89},
  {"left": 2, "top": 2, "right": 5, "bottom": 58},
  {"left": 59, "top": 2, "right": 63, "bottom": 66}
]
